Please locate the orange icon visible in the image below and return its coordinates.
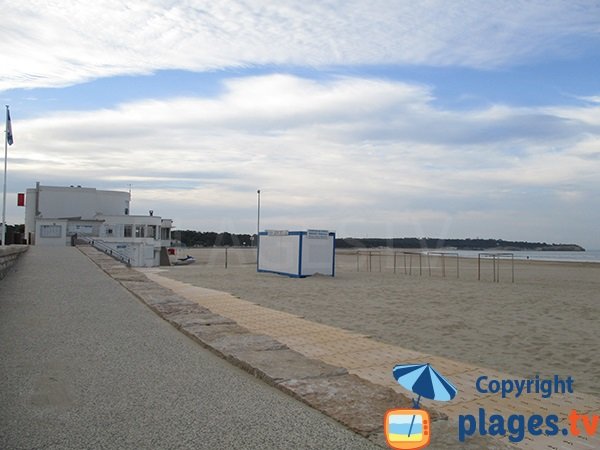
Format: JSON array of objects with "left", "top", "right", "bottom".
[{"left": 384, "top": 408, "right": 431, "bottom": 450}]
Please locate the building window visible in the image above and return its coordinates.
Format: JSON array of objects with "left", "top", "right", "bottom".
[
  {"left": 40, "top": 224, "right": 62, "bottom": 238},
  {"left": 124, "top": 225, "right": 133, "bottom": 238},
  {"left": 135, "top": 225, "right": 145, "bottom": 238},
  {"left": 147, "top": 225, "right": 156, "bottom": 239}
]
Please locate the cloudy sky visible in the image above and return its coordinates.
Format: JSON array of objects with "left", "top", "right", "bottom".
[{"left": 2, "top": 1, "right": 600, "bottom": 248}]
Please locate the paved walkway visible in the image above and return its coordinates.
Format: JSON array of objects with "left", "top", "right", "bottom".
[
  {"left": 0, "top": 247, "right": 379, "bottom": 449},
  {"left": 142, "top": 269, "right": 600, "bottom": 450}
]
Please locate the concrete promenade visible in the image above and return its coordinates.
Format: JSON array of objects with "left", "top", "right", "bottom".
[{"left": 0, "top": 246, "right": 378, "bottom": 449}]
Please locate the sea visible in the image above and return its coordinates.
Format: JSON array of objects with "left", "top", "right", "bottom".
[{"left": 449, "top": 249, "right": 600, "bottom": 263}]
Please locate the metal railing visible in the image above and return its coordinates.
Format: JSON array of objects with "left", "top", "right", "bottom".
[
  {"left": 356, "top": 250, "right": 383, "bottom": 272},
  {"left": 79, "top": 237, "right": 131, "bottom": 267},
  {"left": 395, "top": 251, "right": 423, "bottom": 276},
  {"left": 478, "top": 252, "right": 514, "bottom": 283},
  {"left": 354, "top": 250, "right": 461, "bottom": 278},
  {"left": 426, "top": 251, "right": 460, "bottom": 278}
]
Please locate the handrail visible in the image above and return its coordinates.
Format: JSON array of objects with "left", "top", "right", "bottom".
[{"left": 79, "top": 237, "right": 131, "bottom": 267}]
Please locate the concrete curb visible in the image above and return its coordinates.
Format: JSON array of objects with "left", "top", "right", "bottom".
[
  {"left": 79, "top": 246, "right": 446, "bottom": 446},
  {"left": 0, "top": 245, "right": 28, "bottom": 280}
]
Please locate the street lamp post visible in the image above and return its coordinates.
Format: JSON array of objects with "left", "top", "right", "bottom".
[
  {"left": 257, "top": 189, "right": 261, "bottom": 245},
  {"left": 256, "top": 189, "right": 261, "bottom": 269}
]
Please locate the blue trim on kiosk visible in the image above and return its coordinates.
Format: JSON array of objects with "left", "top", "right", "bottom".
[
  {"left": 298, "top": 233, "right": 304, "bottom": 276},
  {"left": 331, "top": 233, "right": 336, "bottom": 277}
]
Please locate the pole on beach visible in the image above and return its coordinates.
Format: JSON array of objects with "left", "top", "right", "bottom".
[
  {"left": 494, "top": 254, "right": 499, "bottom": 282},
  {"left": 257, "top": 190, "right": 261, "bottom": 238},
  {"left": 511, "top": 254, "right": 515, "bottom": 283},
  {"left": 442, "top": 253, "right": 446, "bottom": 278},
  {"left": 256, "top": 189, "right": 261, "bottom": 268},
  {"left": 456, "top": 255, "right": 460, "bottom": 279}
]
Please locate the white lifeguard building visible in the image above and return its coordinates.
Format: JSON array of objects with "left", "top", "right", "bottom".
[
  {"left": 24, "top": 183, "right": 172, "bottom": 267},
  {"left": 257, "top": 229, "right": 336, "bottom": 277}
]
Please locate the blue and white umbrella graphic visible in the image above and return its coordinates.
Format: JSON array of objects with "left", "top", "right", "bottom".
[{"left": 392, "top": 363, "right": 458, "bottom": 437}]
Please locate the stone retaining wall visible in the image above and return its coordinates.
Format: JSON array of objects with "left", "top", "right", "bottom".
[{"left": 0, "top": 245, "right": 28, "bottom": 280}]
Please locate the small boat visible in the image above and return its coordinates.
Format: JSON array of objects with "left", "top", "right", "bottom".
[{"left": 172, "top": 255, "right": 196, "bottom": 265}]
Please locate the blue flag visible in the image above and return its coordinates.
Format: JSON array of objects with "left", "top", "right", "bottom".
[{"left": 6, "top": 108, "right": 13, "bottom": 146}]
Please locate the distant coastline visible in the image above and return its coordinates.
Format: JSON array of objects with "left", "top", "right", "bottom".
[
  {"left": 334, "top": 238, "right": 585, "bottom": 252},
  {"left": 170, "top": 230, "right": 586, "bottom": 252}
]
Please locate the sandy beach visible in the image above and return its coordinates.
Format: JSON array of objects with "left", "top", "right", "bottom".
[{"left": 163, "top": 248, "right": 599, "bottom": 398}]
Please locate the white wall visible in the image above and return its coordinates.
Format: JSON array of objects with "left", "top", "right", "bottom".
[
  {"left": 98, "top": 215, "right": 162, "bottom": 239},
  {"left": 37, "top": 187, "right": 129, "bottom": 218},
  {"left": 100, "top": 241, "right": 160, "bottom": 267},
  {"left": 258, "top": 231, "right": 335, "bottom": 277},
  {"left": 97, "top": 215, "right": 163, "bottom": 266},
  {"left": 35, "top": 219, "right": 68, "bottom": 247},
  {"left": 22, "top": 185, "right": 170, "bottom": 267},
  {"left": 25, "top": 185, "right": 130, "bottom": 241},
  {"left": 300, "top": 234, "right": 335, "bottom": 276},
  {"left": 258, "top": 234, "right": 300, "bottom": 276}
]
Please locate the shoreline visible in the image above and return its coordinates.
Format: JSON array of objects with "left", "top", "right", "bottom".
[{"left": 336, "top": 247, "right": 600, "bottom": 265}]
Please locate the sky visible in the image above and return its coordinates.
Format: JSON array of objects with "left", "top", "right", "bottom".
[{"left": 2, "top": 1, "right": 600, "bottom": 249}]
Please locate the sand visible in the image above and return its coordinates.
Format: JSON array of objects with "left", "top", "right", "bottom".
[{"left": 163, "top": 247, "right": 599, "bottom": 396}]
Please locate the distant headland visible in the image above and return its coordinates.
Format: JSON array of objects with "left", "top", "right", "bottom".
[{"left": 334, "top": 238, "right": 585, "bottom": 252}]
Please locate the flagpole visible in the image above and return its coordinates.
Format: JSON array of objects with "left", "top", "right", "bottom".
[{"left": 1, "top": 105, "right": 8, "bottom": 246}]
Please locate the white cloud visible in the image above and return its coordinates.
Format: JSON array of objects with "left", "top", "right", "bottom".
[
  {"left": 576, "top": 95, "right": 600, "bottom": 104},
  {"left": 2, "top": 0, "right": 600, "bottom": 90},
  {"left": 6, "top": 74, "right": 600, "bottom": 247}
]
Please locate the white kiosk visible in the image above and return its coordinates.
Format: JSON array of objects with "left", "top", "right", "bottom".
[{"left": 257, "top": 229, "right": 335, "bottom": 277}]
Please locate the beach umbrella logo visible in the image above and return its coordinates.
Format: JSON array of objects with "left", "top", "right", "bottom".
[
  {"left": 392, "top": 363, "right": 457, "bottom": 407},
  {"left": 384, "top": 363, "right": 457, "bottom": 449}
]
